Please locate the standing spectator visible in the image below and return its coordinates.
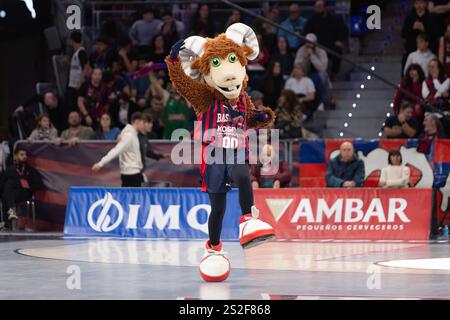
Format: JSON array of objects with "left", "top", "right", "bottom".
[
  {"left": 422, "top": 58, "right": 450, "bottom": 108},
  {"left": 304, "top": 0, "right": 348, "bottom": 79},
  {"left": 117, "top": 36, "right": 138, "bottom": 74},
  {"left": 128, "top": 7, "right": 163, "bottom": 56},
  {"left": 393, "top": 64, "right": 425, "bottom": 120},
  {"left": 139, "top": 113, "right": 169, "bottom": 186},
  {"left": 262, "top": 60, "right": 285, "bottom": 108},
  {"left": 271, "top": 36, "right": 294, "bottom": 80},
  {"left": 250, "top": 144, "right": 291, "bottom": 189},
  {"left": 162, "top": 88, "right": 192, "bottom": 139},
  {"left": 92, "top": 112, "right": 146, "bottom": 187},
  {"left": 428, "top": 0, "right": 450, "bottom": 37},
  {"left": 401, "top": 0, "right": 436, "bottom": 70},
  {"left": 77, "top": 68, "right": 109, "bottom": 128},
  {"left": 295, "top": 33, "right": 331, "bottom": 109},
  {"left": 95, "top": 113, "right": 121, "bottom": 140},
  {"left": 438, "top": 22, "right": 450, "bottom": 76},
  {"left": 0, "top": 147, "right": 42, "bottom": 225},
  {"left": 326, "top": 142, "right": 365, "bottom": 188},
  {"left": 274, "top": 90, "right": 304, "bottom": 139},
  {"left": 189, "top": 4, "right": 216, "bottom": 38},
  {"left": 159, "top": 10, "right": 185, "bottom": 46},
  {"left": 382, "top": 103, "right": 419, "bottom": 139},
  {"left": 13, "top": 91, "right": 67, "bottom": 135},
  {"left": 28, "top": 114, "right": 58, "bottom": 141},
  {"left": 67, "top": 30, "right": 90, "bottom": 111},
  {"left": 148, "top": 34, "right": 169, "bottom": 63},
  {"left": 110, "top": 93, "right": 139, "bottom": 129},
  {"left": 57, "top": 111, "right": 95, "bottom": 145},
  {"left": 89, "top": 36, "right": 117, "bottom": 70},
  {"left": 284, "top": 63, "right": 317, "bottom": 114},
  {"left": 277, "top": 3, "right": 307, "bottom": 54},
  {"left": 379, "top": 149, "right": 410, "bottom": 188},
  {"left": 404, "top": 33, "right": 436, "bottom": 76}
]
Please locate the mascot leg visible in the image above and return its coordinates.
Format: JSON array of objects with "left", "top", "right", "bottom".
[
  {"left": 200, "top": 193, "right": 231, "bottom": 282},
  {"left": 231, "top": 164, "right": 276, "bottom": 249}
]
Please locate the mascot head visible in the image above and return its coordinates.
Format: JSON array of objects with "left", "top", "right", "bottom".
[{"left": 178, "top": 23, "right": 259, "bottom": 100}]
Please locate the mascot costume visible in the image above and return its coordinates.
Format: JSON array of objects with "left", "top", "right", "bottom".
[{"left": 165, "top": 23, "right": 276, "bottom": 282}]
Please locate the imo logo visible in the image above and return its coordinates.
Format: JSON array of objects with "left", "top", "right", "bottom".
[{"left": 87, "top": 192, "right": 124, "bottom": 232}]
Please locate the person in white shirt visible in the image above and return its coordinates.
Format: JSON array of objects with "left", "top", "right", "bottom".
[
  {"left": 379, "top": 149, "right": 410, "bottom": 188},
  {"left": 284, "top": 63, "right": 316, "bottom": 112},
  {"left": 404, "top": 33, "right": 437, "bottom": 77},
  {"left": 422, "top": 58, "right": 450, "bottom": 103},
  {"left": 92, "top": 112, "right": 146, "bottom": 187}
]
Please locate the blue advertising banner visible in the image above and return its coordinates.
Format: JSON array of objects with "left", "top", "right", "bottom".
[{"left": 64, "top": 187, "right": 241, "bottom": 239}]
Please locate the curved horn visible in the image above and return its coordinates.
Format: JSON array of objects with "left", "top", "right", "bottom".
[
  {"left": 179, "top": 36, "right": 206, "bottom": 80},
  {"left": 225, "top": 23, "right": 259, "bottom": 60}
]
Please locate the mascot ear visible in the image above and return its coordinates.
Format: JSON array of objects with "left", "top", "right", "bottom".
[
  {"left": 225, "top": 23, "right": 259, "bottom": 60},
  {"left": 179, "top": 36, "right": 206, "bottom": 80}
]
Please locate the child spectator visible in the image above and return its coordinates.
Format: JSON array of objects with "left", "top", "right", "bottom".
[
  {"left": 28, "top": 114, "right": 58, "bottom": 141},
  {"left": 404, "top": 33, "right": 436, "bottom": 77}
]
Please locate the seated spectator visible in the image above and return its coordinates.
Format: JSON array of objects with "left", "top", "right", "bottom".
[
  {"left": 417, "top": 114, "right": 447, "bottom": 153},
  {"left": 422, "top": 58, "right": 450, "bottom": 109},
  {"left": 253, "top": 5, "right": 280, "bottom": 51},
  {"left": 224, "top": 9, "right": 242, "bottom": 30},
  {"left": 271, "top": 36, "right": 294, "bottom": 80},
  {"left": 438, "top": 22, "right": 450, "bottom": 76},
  {"left": 159, "top": 10, "right": 185, "bottom": 48},
  {"left": 379, "top": 149, "right": 410, "bottom": 188},
  {"left": 28, "top": 114, "right": 58, "bottom": 141},
  {"left": 404, "top": 33, "right": 436, "bottom": 77},
  {"left": 274, "top": 90, "right": 304, "bottom": 139},
  {"left": 277, "top": 3, "right": 307, "bottom": 54},
  {"left": 148, "top": 34, "right": 169, "bottom": 64},
  {"left": 95, "top": 113, "right": 121, "bottom": 140},
  {"left": 382, "top": 103, "right": 419, "bottom": 139},
  {"left": 128, "top": 7, "right": 162, "bottom": 56},
  {"left": 110, "top": 93, "right": 139, "bottom": 129},
  {"left": 393, "top": 64, "right": 425, "bottom": 121},
  {"left": 89, "top": 36, "right": 117, "bottom": 70},
  {"left": 188, "top": 4, "right": 216, "bottom": 38},
  {"left": 247, "top": 33, "right": 271, "bottom": 89},
  {"left": 262, "top": 60, "right": 285, "bottom": 108},
  {"left": 284, "top": 63, "right": 317, "bottom": 114},
  {"left": 326, "top": 142, "right": 365, "bottom": 188},
  {"left": 56, "top": 111, "right": 95, "bottom": 145},
  {"left": 162, "top": 87, "right": 192, "bottom": 139},
  {"left": 77, "top": 68, "right": 109, "bottom": 128},
  {"left": 295, "top": 33, "right": 331, "bottom": 109},
  {"left": 305, "top": 0, "right": 348, "bottom": 79},
  {"left": 0, "top": 147, "right": 42, "bottom": 227},
  {"left": 250, "top": 144, "right": 291, "bottom": 189},
  {"left": 401, "top": 0, "right": 436, "bottom": 71},
  {"left": 13, "top": 90, "right": 67, "bottom": 136},
  {"left": 428, "top": 0, "right": 450, "bottom": 38}
]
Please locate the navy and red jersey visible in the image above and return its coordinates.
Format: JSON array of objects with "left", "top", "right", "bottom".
[{"left": 194, "top": 93, "right": 250, "bottom": 153}]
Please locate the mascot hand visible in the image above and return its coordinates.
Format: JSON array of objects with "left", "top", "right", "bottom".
[
  {"left": 169, "top": 39, "right": 185, "bottom": 61},
  {"left": 252, "top": 112, "right": 269, "bottom": 123}
]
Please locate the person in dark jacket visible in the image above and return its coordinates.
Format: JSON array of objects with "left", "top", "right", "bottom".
[
  {"left": 326, "top": 142, "right": 365, "bottom": 188},
  {"left": 0, "top": 147, "right": 42, "bottom": 227},
  {"left": 139, "top": 113, "right": 169, "bottom": 186}
]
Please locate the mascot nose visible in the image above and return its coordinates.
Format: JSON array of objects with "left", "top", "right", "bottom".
[{"left": 224, "top": 75, "right": 236, "bottom": 82}]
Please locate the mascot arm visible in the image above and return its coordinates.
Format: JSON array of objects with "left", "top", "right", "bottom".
[
  {"left": 165, "top": 56, "right": 212, "bottom": 115},
  {"left": 245, "top": 93, "right": 276, "bottom": 129}
]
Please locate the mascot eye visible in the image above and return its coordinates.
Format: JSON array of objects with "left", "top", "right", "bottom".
[
  {"left": 211, "top": 57, "right": 221, "bottom": 67},
  {"left": 228, "top": 53, "right": 237, "bottom": 63}
]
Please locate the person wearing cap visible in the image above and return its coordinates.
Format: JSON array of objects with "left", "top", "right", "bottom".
[{"left": 294, "top": 33, "right": 331, "bottom": 110}]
